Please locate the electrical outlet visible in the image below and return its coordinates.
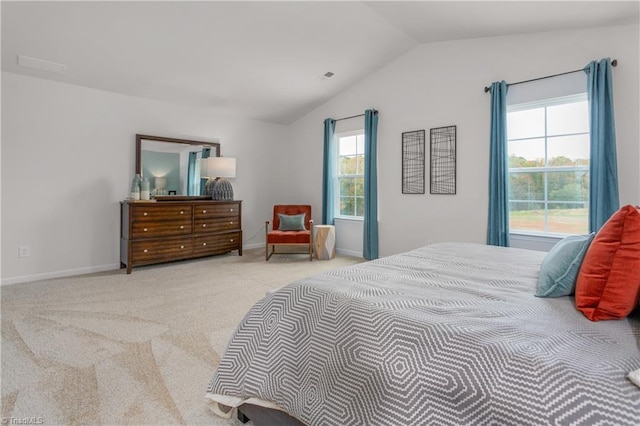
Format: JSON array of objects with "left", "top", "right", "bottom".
[{"left": 18, "top": 245, "right": 31, "bottom": 258}]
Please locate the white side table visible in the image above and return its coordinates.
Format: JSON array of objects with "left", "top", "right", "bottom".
[{"left": 313, "top": 225, "right": 336, "bottom": 260}]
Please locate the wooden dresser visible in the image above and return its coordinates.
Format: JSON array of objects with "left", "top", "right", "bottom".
[{"left": 120, "top": 199, "right": 242, "bottom": 273}]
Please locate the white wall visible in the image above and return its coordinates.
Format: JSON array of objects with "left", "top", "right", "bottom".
[
  {"left": 2, "top": 24, "right": 638, "bottom": 284},
  {"left": 285, "top": 24, "right": 639, "bottom": 257},
  {"left": 1, "top": 73, "right": 287, "bottom": 284}
]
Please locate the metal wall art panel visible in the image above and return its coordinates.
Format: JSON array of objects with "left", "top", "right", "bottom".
[
  {"left": 401, "top": 130, "right": 425, "bottom": 194},
  {"left": 430, "top": 125, "right": 456, "bottom": 195}
]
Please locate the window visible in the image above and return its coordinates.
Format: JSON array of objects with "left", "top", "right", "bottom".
[
  {"left": 507, "top": 94, "right": 589, "bottom": 235},
  {"left": 336, "top": 131, "right": 365, "bottom": 218}
]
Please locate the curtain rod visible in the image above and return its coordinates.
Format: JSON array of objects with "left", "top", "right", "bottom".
[
  {"left": 335, "top": 113, "right": 364, "bottom": 122},
  {"left": 483, "top": 59, "right": 618, "bottom": 93}
]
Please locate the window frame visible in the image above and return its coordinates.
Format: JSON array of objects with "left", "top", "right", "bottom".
[
  {"left": 507, "top": 93, "right": 590, "bottom": 237},
  {"left": 334, "top": 129, "right": 365, "bottom": 220}
]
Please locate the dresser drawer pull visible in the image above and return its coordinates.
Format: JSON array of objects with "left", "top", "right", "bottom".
[
  {"left": 230, "top": 208, "right": 234, "bottom": 212},
  {"left": 202, "top": 242, "right": 207, "bottom": 246},
  {"left": 180, "top": 225, "right": 184, "bottom": 229},
  {"left": 180, "top": 245, "right": 185, "bottom": 249},
  {"left": 229, "top": 221, "right": 234, "bottom": 225},
  {"left": 180, "top": 210, "right": 185, "bottom": 215},
  {"left": 143, "top": 228, "right": 148, "bottom": 232},
  {"left": 230, "top": 239, "right": 234, "bottom": 242},
  {"left": 202, "top": 210, "right": 207, "bottom": 213},
  {"left": 143, "top": 249, "right": 148, "bottom": 253},
  {"left": 143, "top": 212, "right": 148, "bottom": 216},
  {"left": 202, "top": 224, "right": 207, "bottom": 228}
]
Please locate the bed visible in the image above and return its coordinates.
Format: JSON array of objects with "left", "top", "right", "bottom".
[{"left": 206, "top": 242, "right": 640, "bottom": 425}]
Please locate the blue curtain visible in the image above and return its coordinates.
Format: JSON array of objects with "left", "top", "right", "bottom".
[
  {"left": 187, "top": 152, "right": 198, "bottom": 196},
  {"left": 322, "top": 118, "right": 337, "bottom": 225},
  {"left": 487, "top": 81, "right": 509, "bottom": 247},
  {"left": 585, "top": 58, "right": 619, "bottom": 232},
  {"left": 200, "top": 148, "right": 211, "bottom": 195},
  {"left": 363, "top": 109, "right": 379, "bottom": 260}
]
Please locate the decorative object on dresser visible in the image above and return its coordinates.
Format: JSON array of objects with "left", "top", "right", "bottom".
[
  {"left": 140, "top": 176, "right": 151, "bottom": 200},
  {"left": 120, "top": 199, "right": 242, "bottom": 274},
  {"left": 130, "top": 174, "right": 142, "bottom": 200},
  {"left": 208, "top": 157, "right": 237, "bottom": 201},
  {"left": 200, "top": 158, "right": 217, "bottom": 196}
]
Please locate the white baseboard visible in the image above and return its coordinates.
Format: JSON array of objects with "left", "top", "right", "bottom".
[
  {"left": 1, "top": 263, "right": 121, "bottom": 286},
  {"left": 243, "top": 242, "right": 264, "bottom": 250},
  {"left": 247, "top": 242, "right": 362, "bottom": 259},
  {"left": 336, "top": 248, "right": 363, "bottom": 258},
  {"left": 1, "top": 245, "right": 362, "bottom": 286}
]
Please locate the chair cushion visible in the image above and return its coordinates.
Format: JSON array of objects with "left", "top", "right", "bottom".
[
  {"left": 278, "top": 213, "right": 306, "bottom": 231},
  {"left": 267, "top": 230, "right": 311, "bottom": 244},
  {"left": 575, "top": 205, "right": 640, "bottom": 321}
]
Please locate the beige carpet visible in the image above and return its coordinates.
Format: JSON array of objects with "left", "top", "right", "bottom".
[{"left": 1, "top": 248, "right": 363, "bottom": 425}]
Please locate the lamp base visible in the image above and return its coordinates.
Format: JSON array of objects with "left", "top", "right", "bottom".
[
  {"left": 211, "top": 178, "right": 234, "bottom": 200},
  {"left": 203, "top": 178, "right": 217, "bottom": 196}
]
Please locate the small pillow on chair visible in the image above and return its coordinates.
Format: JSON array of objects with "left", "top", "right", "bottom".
[{"left": 278, "top": 213, "right": 306, "bottom": 231}]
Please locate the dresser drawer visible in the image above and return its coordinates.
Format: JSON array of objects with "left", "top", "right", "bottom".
[
  {"left": 194, "top": 217, "right": 240, "bottom": 234},
  {"left": 132, "top": 205, "right": 192, "bottom": 222},
  {"left": 194, "top": 232, "right": 241, "bottom": 255},
  {"left": 131, "top": 219, "right": 192, "bottom": 238},
  {"left": 194, "top": 203, "right": 240, "bottom": 219},
  {"left": 131, "top": 237, "right": 194, "bottom": 262}
]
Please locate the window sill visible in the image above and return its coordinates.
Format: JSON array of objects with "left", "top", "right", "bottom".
[
  {"left": 334, "top": 216, "right": 364, "bottom": 222},
  {"left": 510, "top": 230, "right": 573, "bottom": 238},
  {"left": 509, "top": 232, "right": 564, "bottom": 252}
]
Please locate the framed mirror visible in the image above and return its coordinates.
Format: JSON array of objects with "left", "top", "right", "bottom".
[{"left": 136, "top": 134, "right": 221, "bottom": 197}]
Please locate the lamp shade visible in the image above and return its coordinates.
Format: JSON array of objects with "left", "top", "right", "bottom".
[
  {"left": 207, "top": 157, "right": 236, "bottom": 178},
  {"left": 199, "top": 158, "right": 210, "bottom": 178}
]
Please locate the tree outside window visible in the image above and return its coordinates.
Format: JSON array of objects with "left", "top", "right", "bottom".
[
  {"left": 507, "top": 95, "right": 590, "bottom": 235},
  {"left": 336, "top": 132, "right": 365, "bottom": 218}
]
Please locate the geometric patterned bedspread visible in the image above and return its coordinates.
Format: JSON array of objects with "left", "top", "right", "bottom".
[{"left": 206, "top": 242, "right": 640, "bottom": 425}]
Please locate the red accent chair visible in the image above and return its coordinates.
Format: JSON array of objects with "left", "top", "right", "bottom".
[{"left": 266, "top": 205, "right": 314, "bottom": 261}]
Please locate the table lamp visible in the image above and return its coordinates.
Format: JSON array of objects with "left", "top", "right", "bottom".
[{"left": 207, "top": 157, "right": 236, "bottom": 200}]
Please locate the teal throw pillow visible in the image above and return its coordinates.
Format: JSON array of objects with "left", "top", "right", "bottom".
[
  {"left": 278, "top": 213, "right": 306, "bottom": 231},
  {"left": 536, "top": 233, "right": 595, "bottom": 298}
]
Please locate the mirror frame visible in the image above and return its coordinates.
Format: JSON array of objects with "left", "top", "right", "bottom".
[
  {"left": 136, "top": 134, "right": 221, "bottom": 198},
  {"left": 135, "top": 134, "right": 221, "bottom": 176}
]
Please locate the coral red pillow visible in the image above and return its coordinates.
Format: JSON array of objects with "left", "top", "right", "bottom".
[{"left": 575, "top": 205, "right": 640, "bottom": 321}]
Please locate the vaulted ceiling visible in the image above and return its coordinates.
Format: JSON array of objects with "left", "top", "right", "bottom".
[{"left": 2, "top": 1, "right": 638, "bottom": 124}]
